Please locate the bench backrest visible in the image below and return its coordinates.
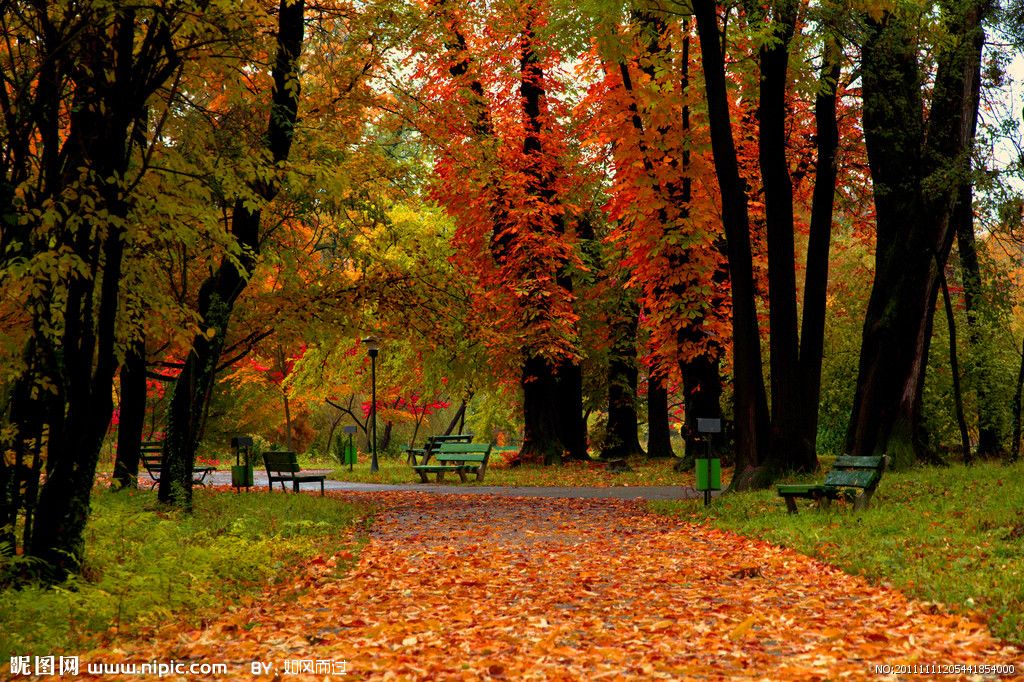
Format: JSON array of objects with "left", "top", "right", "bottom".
[
  {"left": 424, "top": 434, "right": 474, "bottom": 451},
  {"left": 140, "top": 452, "right": 163, "bottom": 472},
  {"left": 823, "top": 455, "right": 886, "bottom": 489},
  {"left": 263, "top": 451, "right": 300, "bottom": 474},
  {"left": 434, "top": 442, "right": 491, "bottom": 463}
]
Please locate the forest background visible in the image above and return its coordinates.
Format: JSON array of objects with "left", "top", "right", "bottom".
[{"left": 1, "top": 0, "right": 1024, "bottom": 583}]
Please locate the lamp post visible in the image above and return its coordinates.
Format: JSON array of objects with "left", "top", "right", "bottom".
[{"left": 362, "top": 335, "right": 379, "bottom": 472}]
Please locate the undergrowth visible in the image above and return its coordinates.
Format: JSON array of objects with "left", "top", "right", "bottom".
[
  {"left": 0, "top": 489, "right": 369, "bottom": 659},
  {"left": 650, "top": 460, "right": 1024, "bottom": 644}
]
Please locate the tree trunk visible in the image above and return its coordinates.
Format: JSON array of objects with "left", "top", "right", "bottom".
[
  {"left": 693, "top": 0, "right": 770, "bottom": 489},
  {"left": 28, "top": 8, "right": 182, "bottom": 579},
  {"left": 953, "top": 46, "right": 1002, "bottom": 458},
  {"left": 846, "top": 4, "right": 985, "bottom": 467},
  {"left": 113, "top": 337, "right": 147, "bottom": 490},
  {"left": 798, "top": 40, "right": 842, "bottom": 471},
  {"left": 646, "top": 375, "right": 675, "bottom": 458},
  {"left": 940, "top": 268, "right": 972, "bottom": 463},
  {"left": 758, "top": 0, "right": 809, "bottom": 473},
  {"left": 520, "top": 356, "right": 568, "bottom": 465},
  {"left": 601, "top": 299, "right": 645, "bottom": 459},
  {"left": 159, "top": 0, "right": 305, "bottom": 506}
]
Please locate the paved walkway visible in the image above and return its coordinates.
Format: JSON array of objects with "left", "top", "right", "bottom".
[
  {"left": 103, "top": 493, "right": 1020, "bottom": 680},
  {"left": 205, "top": 469, "right": 712, "bottom": 500}
]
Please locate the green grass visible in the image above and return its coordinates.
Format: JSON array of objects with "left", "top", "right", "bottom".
[
  {"left": 0, "top": 488, "right": 370, "bottom": 659},
  {"left": 650, "top": 459, "right": 1024, "bottom": 644},
  {"left": 325, "top": 452, "right": 700, "bottom": 487}
]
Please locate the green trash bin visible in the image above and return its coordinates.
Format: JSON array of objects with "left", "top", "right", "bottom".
[{"left": 695, "top": 458, "right": 721, "bottom": 492}]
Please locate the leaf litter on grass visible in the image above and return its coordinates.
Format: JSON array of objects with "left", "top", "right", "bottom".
[{"left": 85, "top": 491, "right": 1022, "bottom": 680}]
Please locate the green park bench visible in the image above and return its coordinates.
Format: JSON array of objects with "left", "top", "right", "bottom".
[
  {"left": 263, "top": 451, "right": 326, "bottom": 495},
  {"left": 405, "top": 433, "right": 475, "bottom": 465},
  {"left": 777, "top": 455, "right": 889, "bottom": 513},
  {"left": 139, "top": 440, "right": 216, "bottom": 490},
  {"left": 411, "top": 442, "right": 492, "bottom": 483}
]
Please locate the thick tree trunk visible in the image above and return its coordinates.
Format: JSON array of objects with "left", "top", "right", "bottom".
[
  {"left": 758, "top": 1, "right": 810, "bottom": 473},
  {"left": 646, "top": 375, "right": 675, "bottom": 458},
  {"left": 601, "top": 299, "right": 645, "bottom": 459},
  {"left": 113, "top": 337, "right": 147, "bottom": 489},
  {"left": 520, "top": 356, "right": 569, "bottom": 464},
  {"left": 798, "top": 42, "right": 842, "bottom": 470},
  {"left": 847, "top": 5, "right": 985, "bottom": 466},
  {"left": 159, "top": 0, "right": 305, "bottom": 506},
  {"left": 693, "top": 0, "right": 770, "bottom": 488}
]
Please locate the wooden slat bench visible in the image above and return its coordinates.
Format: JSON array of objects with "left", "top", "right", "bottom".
[
  {"left": 405, "top": 433, "right": 474, "bottom": 465},
  {"left": 263, "top": 451, "right": 325, "bottom": 495},
  {"left": 777, "top": 455, "right": 889, "bottom": 513},
  {"left": 411, "top": 442, "right": 492, "bottom": 483},
  {"left": 139, "top": 440, "right": 216, "bottom": 490}
]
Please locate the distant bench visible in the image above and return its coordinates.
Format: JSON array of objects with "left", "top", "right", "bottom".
[
  {"left": 139, "top": 440, "right": 215, "bottom": 490},
  {"left": 405, "top": 433, "right": 474, "bottom": 465},
  {"left": 263, "top": 451, "right": 326, "bottom": 495},
  {"left": 411, "top": 442, "right": 492, "bottom": 483},
  {"left": 777, "top": 455, "right": 888, "bottom": 513}
]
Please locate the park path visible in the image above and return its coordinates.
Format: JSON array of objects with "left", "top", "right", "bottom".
[{"left": 95, "top": 492, "right": 1020, "bottom": 680}]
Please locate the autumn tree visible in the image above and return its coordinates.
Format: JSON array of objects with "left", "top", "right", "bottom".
[
  {"left": 416, "top": 0, "right": 590, "bottom": 464},
  {"left": 0, "top": 0, "right": 249, "bottom": 578},
  {"left": 158, "top": 0, "right": 307, "bottom": 506}
]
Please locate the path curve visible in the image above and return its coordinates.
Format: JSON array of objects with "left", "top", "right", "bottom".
[{"left": 100, "top": 492, "right": 1021, "bottom": 680}]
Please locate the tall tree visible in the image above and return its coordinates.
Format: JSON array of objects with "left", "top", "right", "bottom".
[
  {"left": 159, "top": 0, "right": 306, "bottom": 505},
  {"left": 692, "top": 0, "right": 771, "bottom": 486},
  {"left": 422, "top": 0, "right": 588, "bottom": 464},
  {"left": 845, "top": 0, "right": 987, "bottom": 465}
]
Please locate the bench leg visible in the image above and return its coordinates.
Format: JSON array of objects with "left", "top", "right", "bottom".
[
  {"left": 417, "top": 470, "right": 429, "bottom": 483},
  {"left": 293, "top": 480, "right": 300, "bottom": 493},
  {"left": 854, "top": 489, "right": 874, "bottom": 512},
  {"left": 817, "top": 495, "right": 832, "bottom": 511},
  {"left": 476, "top": 465, "right": 487, "bottom": 482},
  {"left": 457, "top": 468, "right": 467, "bottom": 483},
  {"left": 436, "top": 471, "right": 445, "bottom": 483},
  {"left": 783, "top": 496, "right": 798, "bottom": 514},
  {"left": 319, "top": 480, "right": 324, "bottom": 496}
]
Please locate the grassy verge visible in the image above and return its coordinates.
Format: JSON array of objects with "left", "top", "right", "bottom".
[
  {"left": 649, "top": 459, "right": 1024, "bottom": 644},
  {"left": 325, "top": 453, "right": 702, "bottom": 487},
  {"left": 0, "top": 488, "right": 370, "bottom": 659}
]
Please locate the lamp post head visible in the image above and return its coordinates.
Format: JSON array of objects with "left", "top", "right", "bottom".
[{"left": 361, "top": 335, "right": 379, "bottom": 358}]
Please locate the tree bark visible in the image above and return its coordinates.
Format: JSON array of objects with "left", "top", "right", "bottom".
[
  {"left": 646, "top": 375, "right": 675, "bottom": 458},
  {"left": 113, "top": 337, "right": 147, "bottom": 490},
  {"left": 758, "top": 0, "right": 810, "bottom": 473},
  {"left": 940, "top": 267, "right": 972, "bottom": 463},
  {"left": 798, "top": 40, "right": 842, "bottom": 471},
  {"left": 160, "top": 0, "right": 305, "bottom": 506}
]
